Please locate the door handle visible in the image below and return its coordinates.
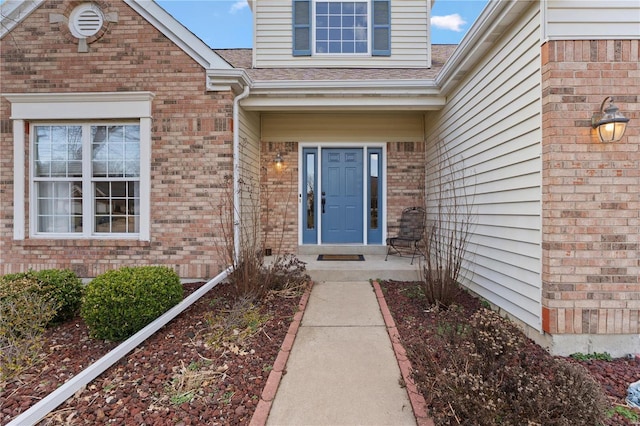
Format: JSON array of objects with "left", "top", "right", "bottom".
[{"left": 321, "top": 192, "right": 326, "bottom": 214}]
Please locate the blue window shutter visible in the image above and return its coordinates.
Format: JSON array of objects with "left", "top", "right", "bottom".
[
  {"left": 293, "top": 0, "right": 312, "bottom": 56},
  {"left": 372, "top": 0, "right": 390, "bottom": 56}
]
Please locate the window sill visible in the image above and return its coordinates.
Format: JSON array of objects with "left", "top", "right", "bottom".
[{"left": 17, "top": 239, "right": 151, "bottom": 248}]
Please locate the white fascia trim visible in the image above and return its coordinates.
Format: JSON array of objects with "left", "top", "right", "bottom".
[
  {"left": 125, "top": 0, "right": 232, "bottom": 70},
  {"left": 0, "top": 0, "right": 44, "bottom": 39},
  {"left": 206, "top": 69, "right": 252, "bottom": 92},
  {"left": 241, "top": 96, "right": 446, "bottom": 112},
  {"left": 243, "top": 79, "right": 443, "bottom": 111},
  {"left": 252, "top": 79, "right": 440, "bottom": 91},
  {"left": 3, "top": 92, "right": 155, "bottom": 120},
  {"left": 436, "top": 0, "right": 535, "bottom": 96}
]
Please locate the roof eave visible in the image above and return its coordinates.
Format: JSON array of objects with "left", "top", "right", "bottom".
[
  {"left": 124, "top": 0, "right": 232, "bottom": 70},
  {"left": 207, "top": 69, "right": 252, "bottom": 93},
  {"left": 436, "top": 0, "right": 536, "bottom": 95},
  {"left": 242, "top": 79, "right": 443, "bottom": 111},
  {"left": 0, "top": 0, "right": 44, "bottom": 39}
]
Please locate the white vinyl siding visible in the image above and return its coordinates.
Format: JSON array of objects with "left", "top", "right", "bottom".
[
  {"left": 425, "top": 4, "right": 542, "bottom": 330},
  {"left": 238, "top": 107, "right": 261, "bottom": 185},
  {"left": 544, "top": 0, "right": 640, "bottom": 40},
  {"left": 238, "top": 107, "right": 261, "bottom": 247},
  {"left": 261, "top": 113, "right": 424, "bottom": 142},
  {"left": 254, "top": 0, "right": 430, "bottom": 68}
]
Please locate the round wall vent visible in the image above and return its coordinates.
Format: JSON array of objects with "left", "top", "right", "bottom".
[{"left": 69, "top": 4, "right": 104, "bottom": 38}]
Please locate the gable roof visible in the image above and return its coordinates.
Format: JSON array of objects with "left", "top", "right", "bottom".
[{"left": 0, "top": 0, "right": 232, "bottom": 70}]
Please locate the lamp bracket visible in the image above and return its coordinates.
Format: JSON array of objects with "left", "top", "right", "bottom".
[{"left": 591, "top": 96, "right": 612, "bottom": 128}]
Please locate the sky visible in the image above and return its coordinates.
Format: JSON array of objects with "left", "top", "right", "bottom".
[{"left": 156, "top": 0, "right": 490, "bottom": 48}]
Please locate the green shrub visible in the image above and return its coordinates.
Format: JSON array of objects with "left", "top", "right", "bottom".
[
  {"left": 570, "top": 351, "right": 613, "bottom": 362},
  {"left": 1, "top": 269, "right": 83, "bottom": 324},
  {"left": 0, "top": 276, "right": 58, "bottom": 380},
  {"left": 81, "top": 266, "right": 183, "bottom": 341}
]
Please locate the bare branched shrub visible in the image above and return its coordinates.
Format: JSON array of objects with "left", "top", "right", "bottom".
[
  {"left": 217, "top": 141, "right": 309, "bottom": 299},
  {"left": 422, "top": 142, "right": 475, "bottom": 308},
  {"left": 0, "top": 277, "right": 58, "bottom": 380},
  {"left": 410, "top": 307, "right": 609, "bottom": 425}
]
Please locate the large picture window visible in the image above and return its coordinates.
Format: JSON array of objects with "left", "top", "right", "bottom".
[{"left": 33, "top": 123, "right": 140, "bottom": 236}]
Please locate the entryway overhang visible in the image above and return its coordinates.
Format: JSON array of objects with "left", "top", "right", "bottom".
[{"left": 240, "top": 79, "right": 445, "bottom": 112}]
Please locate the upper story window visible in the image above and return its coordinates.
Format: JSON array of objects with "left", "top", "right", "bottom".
[
  {"left": 293, "top": 0, "right": 390, "bottom": 57},
  {"left": 316, "top": 2, "right": 368, "bottom": 54}
]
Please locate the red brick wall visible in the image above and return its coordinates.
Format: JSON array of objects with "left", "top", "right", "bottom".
[
  {"left": 386, "top": 142, "right": 426, "bottom": 234},
  {"left": 1, "top": 1, "right": 234, "bottom": 278},
  {"left": 541, "top": 40, "right": 640, "bottom": 335},
  {"left": 260, "top": 142, "right": 299, "bottom": 254}
]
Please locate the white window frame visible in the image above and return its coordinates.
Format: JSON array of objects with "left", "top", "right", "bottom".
[
  {"left": 297, "top": 142, "right": 387, "bottom": 246},
  {"left": 3, "top": 92, "right": 154, "bottom": 241},
  {"left": 31, "top": 122, "right": 142, "bottom": 238},
  {"left": 312, "top": 0, "right": 371, "bottom": 56}
]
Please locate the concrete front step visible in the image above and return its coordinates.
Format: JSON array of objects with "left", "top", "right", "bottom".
[
  {"left": 298, "top": 254, "right": 422, "bottom": 282},
  {"left": 297, "top": 245, "right": 387, "bottom": 255},
  {"left": 307, "top": 268, "right": 420, "bottom": 282}
]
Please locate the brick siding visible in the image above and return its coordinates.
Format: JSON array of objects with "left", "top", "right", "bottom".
[
  {"left": 260, "top": 142, "right": 299, "bottom": 254},
  {"left": 1, "top": 1, "right": 234, "bottom": 279},
  {"left": 541, "top": 40, "right": 640, "bottom": 335},
  {"left": 386, "top": 142, "right": 426, "bottom": 233}
]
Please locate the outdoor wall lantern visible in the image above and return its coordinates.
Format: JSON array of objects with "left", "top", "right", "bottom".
[
  {"left": 591, "top": 96, "right": 629, "bottom": 143},
  {"left": 274, "top": 152, "right": 283, "bottom": 170}
]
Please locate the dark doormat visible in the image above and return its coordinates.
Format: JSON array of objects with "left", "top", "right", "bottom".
[{"left": 317, "top": 254, "right": 365, "bottom": 261}]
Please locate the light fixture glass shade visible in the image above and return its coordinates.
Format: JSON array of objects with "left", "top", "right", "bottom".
[
  {"left": 592, "top": 98, "right": 630, "bottom": 143},
  {"left": 274, "top": 152, "right": 283, "bottom": 170},
  {"left": 597, "top": 120, "right": 627, "bottom": 143}
]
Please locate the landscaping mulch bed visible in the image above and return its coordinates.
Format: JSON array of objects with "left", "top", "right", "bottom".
[
  {"left": 1, "top": 281, "right": 303, "bottom": 425},
  {"left": 381, "top": 280, "right": 640, "bottom": 426}
]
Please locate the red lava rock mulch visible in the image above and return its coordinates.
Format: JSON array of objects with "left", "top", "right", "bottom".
[
  {"left": 380, "top": 280, "right": 640, "bottom": 426},
  {"left": 1, "top": 281, "right": 306, "bottom": 425}
]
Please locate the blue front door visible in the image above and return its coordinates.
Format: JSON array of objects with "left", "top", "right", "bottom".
[{"left": 321, "top": 148, "right": 364, "bottom": 243}]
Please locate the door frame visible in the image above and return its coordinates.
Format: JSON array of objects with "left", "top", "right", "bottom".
[{"left": 298, "top": 142, "right": 387, "bottom": 246}]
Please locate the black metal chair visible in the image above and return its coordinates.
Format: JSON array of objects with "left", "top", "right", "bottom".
[{"left": 385, "top": 207, "right": 426, "bottom": 265}]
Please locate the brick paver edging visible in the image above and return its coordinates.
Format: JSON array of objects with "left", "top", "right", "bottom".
[
  {"left": 372, "top": 280, "right": 434, "bottom": 426},
  {"left": 249, "top": 281, "right": 314, "bottom": 426}
]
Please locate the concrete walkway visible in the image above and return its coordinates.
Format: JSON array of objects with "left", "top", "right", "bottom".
[{"left": 266, "top": 281, "right": 416, "bottom": 425}]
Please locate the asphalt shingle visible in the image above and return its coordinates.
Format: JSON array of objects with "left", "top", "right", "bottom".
[{"left": 214, "top": 45, "right": 458, "bottom": 82}]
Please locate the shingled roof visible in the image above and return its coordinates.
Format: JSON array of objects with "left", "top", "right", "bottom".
[{"left": 214, "top": 45, "right": 458, "bottom": 82}]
